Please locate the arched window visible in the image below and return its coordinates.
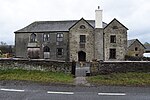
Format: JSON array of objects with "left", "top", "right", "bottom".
[
  {"left": 43, "top": 46, "right": 50, "bottom": 52},
  {"left": 30, "top": 33, "right": 36, "bottom": 42},
  {"left": 43, "top": 33, "right": 50, "bottom": 42},
  {"left": 43, "top": 46, "right": 50, "bottom": 59},
  {"left": 80, "top": 25, "right": 86, "bottom": 29},
  {"left": 57, "top": 33, "right": 63, "bottom": 42}
]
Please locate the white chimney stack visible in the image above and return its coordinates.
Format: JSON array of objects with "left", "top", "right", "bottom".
[{"left": 95, "top": 6, "right": 103, "bottom": 28}]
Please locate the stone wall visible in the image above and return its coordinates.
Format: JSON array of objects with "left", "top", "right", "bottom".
[
  {"left": 15, "top": 33, "right": 29, "bottom": 58},
  {"left": 69, "top": 18, "right": 94, "bottom": 61},
  {"left": 94, "top": 28, "right": 104, "bottom": 60},
  {"left": 15, "top": 32, "right": 69, "bottom": 61},
  {"left": 127, "top": 40, "right": 145, "bottom": 57},
  {"left": 104, "top": 19, "right": 128, "bottom": 61},
  {"left": 90, "top": 61, "right": 150, "bottom": 75},
  {"left": 0, "top": 59, "right": 71, "bottom": 73}
]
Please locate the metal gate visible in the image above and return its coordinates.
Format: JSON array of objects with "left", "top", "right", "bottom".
[
  {"left": 71, "top": 61, "right": 76, "bottom": 76},
  {"left": 75, "top": 62, "right": 90, "bottom": 77}
]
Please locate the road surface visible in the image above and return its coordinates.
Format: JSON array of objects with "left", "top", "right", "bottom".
[{"left": 0, "top": 81, "right": 150, "bottom": 100}]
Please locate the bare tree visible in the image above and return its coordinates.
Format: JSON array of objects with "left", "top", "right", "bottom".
[{"left": 0, "top": 41, "right": 7, "bottom": 45}]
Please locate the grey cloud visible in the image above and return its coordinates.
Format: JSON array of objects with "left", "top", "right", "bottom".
[{"left": 0, "top": 0, "right": 150, "bottom": 44}]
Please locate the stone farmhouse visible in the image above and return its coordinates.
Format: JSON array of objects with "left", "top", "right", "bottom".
[
  {"left": 15, "top": 7, "right": 128, "bottom": 61},
  {"left": 127, "top": 39, "right": 146, "bottom": 57}
]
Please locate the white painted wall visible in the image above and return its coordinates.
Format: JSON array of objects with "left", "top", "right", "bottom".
[
  {"left": 143, "top": 53, "right": 150, "bottom": 57},
  {"left": 95, "top": 7, "right": 103, "bottom": 28}
]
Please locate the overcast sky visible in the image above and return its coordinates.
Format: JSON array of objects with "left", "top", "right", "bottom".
[{"left": 0, "top": 0, "right": 150, "bottom": 45}]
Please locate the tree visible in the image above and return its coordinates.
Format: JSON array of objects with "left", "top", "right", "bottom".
[
  {"left": 0, "top": 41, "right": 7, "bottom": 45},
  {"left": 0, "top": 42, "right": 12, "bottom": 54},
  {"left": 144, "top": 42, "right": 150, "bottom": 45},
  {"left": 144, "top": 42, "right": 150, "bottom": 48}
]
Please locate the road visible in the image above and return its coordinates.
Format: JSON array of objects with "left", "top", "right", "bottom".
[{"left": 0, "top": 81, "right": 150, "bottom": 100}]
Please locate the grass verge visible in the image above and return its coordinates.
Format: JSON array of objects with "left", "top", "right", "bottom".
[
  {"left": 0, "top": 69, "right": 73, "bottom": 84},
  {"left": 87, "top": 72, "right": 150, "bottom": 86}
]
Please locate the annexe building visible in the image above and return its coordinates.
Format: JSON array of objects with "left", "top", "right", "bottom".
[
  {"left": 127, "top": 39, "right": 146, "bottom": 57},
  {"left": 15, "top": 7, "right": 128, "bottom": 61}
]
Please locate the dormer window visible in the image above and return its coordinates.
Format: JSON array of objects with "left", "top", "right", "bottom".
[{"left": 80, "top": 25, "right": 86, "bottom": 29}]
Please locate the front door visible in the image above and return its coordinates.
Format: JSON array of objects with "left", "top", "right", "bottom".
[{"left": 78, "top": 51, "right": 86, "bottom": 61}]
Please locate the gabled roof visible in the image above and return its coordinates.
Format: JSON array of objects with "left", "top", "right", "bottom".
[
  {"left": 127, "top": 39, "right": 135, "bottom": 47},
  {"left": 144, "top": 45, "right": 150, "bottom": 49},
  {"left": 69, "top": 18, "right": 94, "bottom": 30},
  {"left": 104, "top": 18, "right": 128, "bottom": 30},
  {"left": 127, "top": 39, "right": 146, "bottom": 49},
  {"left": 15, "top": 19, "right": 107, "bottom": 33}
]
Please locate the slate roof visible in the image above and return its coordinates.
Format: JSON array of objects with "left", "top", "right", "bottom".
[
  {"left": 104, "top": 18, "right": 128, "bottom": 30},
  {"left": 144, "top": 45, "right": 150, "bottom": 52},
  {"left": 127, "top": 39, "right": 136, "bottom": 47},
  {"left": 127, "top": 39, "right": 146, "bottom": 49},
  {"left": 15, "top": 20, "right": 107, "bottom": 33}
]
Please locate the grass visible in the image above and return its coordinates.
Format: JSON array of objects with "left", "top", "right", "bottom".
[
  {"left": 0, "top": 69, "right": 73, "bottom": 84},
  {"left": 87, "top": 72, "right": 150, "bottom": 86}
]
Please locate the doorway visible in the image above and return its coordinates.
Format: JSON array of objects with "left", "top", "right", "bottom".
[{"left": 78, "top": 51, "right": 86, "bottom": 61}]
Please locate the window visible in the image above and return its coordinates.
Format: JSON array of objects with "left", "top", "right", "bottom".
[
  {"left": 80, "top": 25, "right": 86, "bottom": 29},
  {"left": 43, "top": 46, "right": 50, "bottom": 59},
  {"left": 43, "top": 33, "right": 50, "bottom": 42},
  {"left": 135, "top": 54, "right": 138, "bottom": 56},
  {"left": 80, "top": 35, "right": 86, "bottom": 43},
  {"left": 110, "top": 35, "right": 116, "bottom": 43},
  {"left": 109, "top": 49, "right": 116, "bottom": 59},
  {"left": 30, "top": 33, "right": 36, "bottom": 42},
  {"left": 57, "top": 48, "right": 63, "bottom": 56},
  {"left": 135, "top": 47, "right": 138, "bottom": 51},
  {"left": 57, "top": 33, "right": 63, "bottom": 42},
  {"left": 43, "top": 46, "right": 50, "bottom": 52}
]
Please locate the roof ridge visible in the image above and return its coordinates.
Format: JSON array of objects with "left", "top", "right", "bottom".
[
  {"left": 15, "top": 19, "right": 107, "bottom": 33},
  {"left": 34, "top": 20, "right": 95, "bottom": 22}
]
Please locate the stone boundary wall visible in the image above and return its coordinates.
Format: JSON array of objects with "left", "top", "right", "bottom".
[
  {"left": 1, "top": 59, "right": 150, "bottom": 75},
  {"left": 0, "top": 58, "right": 72, "bottom": 73},
  {"left": 90, "top": 61, "right": 150, "bottom": 75}
]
